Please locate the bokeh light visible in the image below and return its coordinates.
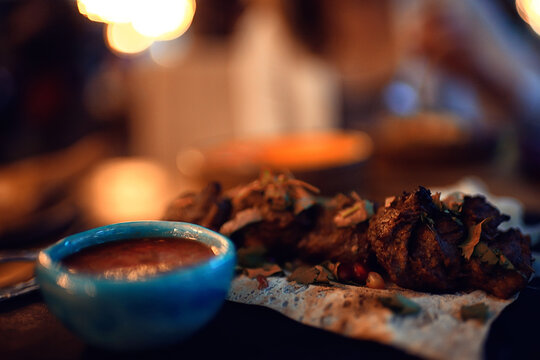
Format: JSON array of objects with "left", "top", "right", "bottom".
[
  {"left": 131, "top": 0, "right": 195, "bottom": 40},
  {"left": 77, "top": 0, "right": 196, "bottom": 55},
  {"left": 82, "top": 158, "right": 172, "bottom": 225},
  {"left": 106, "top": 22, "right": 154, "bottom": 55},
  {"left": 516, "top": 0, "right": 540, "bottom": 36},
  {"left": 78, "top": 0, "right": 133, "bottom": 24},
  {"left": 150, "top": 37, "right": 190, "bottom": 67}
]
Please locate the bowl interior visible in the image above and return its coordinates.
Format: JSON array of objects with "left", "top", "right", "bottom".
[{"left": 38, "top": 221, "right": 235, "bottom": 282}]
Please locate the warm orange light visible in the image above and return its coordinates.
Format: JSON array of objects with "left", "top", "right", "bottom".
[
  {"left": 256, "top": 132, "right": 374, "bottom": 170},
  {"left": 155, "top": 0, "right": 196, "bottom": 41},
  {"left": 105, "top": 22, "right": 154, "bottom": 55},
  {"left": 131, "top": 0, "right": 195, "bottom": 40},
  {"left": 83, "top": 158, "right": 172, "bottom": 225},
  {"left": 77, "top": 0, "right": 196, "bottom": 55},
  {"left": 77, "top": 0, "right": 132, "bottom": 23},
  {"left": 203, "top": 131, "right": 374, "bottom": 172},
  {"left": 517, "top": 0, "right": 540, "bottom": 36}
]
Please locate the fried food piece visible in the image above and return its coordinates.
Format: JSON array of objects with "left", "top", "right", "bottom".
[
  {"left": 368, "top": 187, "right": 464, "bottom": 292},
  {"left": 219, "top": 171, "right": 320, "bottom": 257},
  {"left": 461, "top": 195, "right": 510, "bottom": 240},
  {"left": 162, "top": 182, "right": 231, "bottom": 232},
  {"left": 297, "top": 192, "right": 374, "bottom": 266},
  {"left": 163, "top": 172, "right": 533, "bottom": 298},
  {"left": 461, "top": 196, "right": 533, "bottom": 298},
  {"left": 466, "top": 229, "right": 532, "bottom": 299},
  {"left": 368, "top": 188, "right": 533, "bottom": 297}
]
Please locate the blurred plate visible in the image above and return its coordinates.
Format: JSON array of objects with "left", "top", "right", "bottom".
[
  {"left": 373, "top": 111, "right": 498, "bottom": 164},
  {"left": 0, "top": 250, "right": 39, "bottom": 301},
  {"left": 0, "top": 278, "right": 39, "bottom": 301},
  {"left": 192, "top": 130, "right": 374, "bottom": 195}
]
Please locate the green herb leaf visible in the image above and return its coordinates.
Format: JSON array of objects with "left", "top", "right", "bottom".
[
  {"left": 378, "top": 294, "right": 421, "bottom": 316},
  {"left": 244, "top": 264, "right": 283, "bottom": 279},
  {"left": 340, "top": 203, "right": 362, "bottom": 218},
  {"left": 365, "top": 200, "right": 375, "bottom": 217},
  {"left": 497, "top": 253, "right": 515, "bottom": 271},
  {"left": 460, "top": 218, "right": 489, "bottom": 260},
  {"left": 293, "top": 186, "right": 316, "bottom": 215},
  {"left": 472, "top": 242, "right": 517, "bottom": 270},
  {"left": 334, "top": 200, "right": 374, "bottom": 227},
  {"left": 451, "top": 215, "right": 464, "bottom": 226},
  {"left": 420, "top": 212, "right": 436, "bottom": 232},
  {"left": 473, "top": 242, "right": 499, "bottom": 265},
  {"left": 460, "top": 303, "right": 490, "bottom": 322},
  {"left": 288, "top": 265, "right": 334, "bottom": 285},
  {"left": 294, "top": 196, "right": 315, "bottom": 214}
]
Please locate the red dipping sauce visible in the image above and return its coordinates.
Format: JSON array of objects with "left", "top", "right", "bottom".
[{"left": 62, "top": 238, "right": 215, "bottom": 281}]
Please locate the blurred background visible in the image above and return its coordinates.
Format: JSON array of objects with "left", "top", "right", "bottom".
[{"left": 2, "top": 0, "right": 540, "bottom": 249}]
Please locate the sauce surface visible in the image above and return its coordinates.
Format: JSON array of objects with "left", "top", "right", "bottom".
[{"left": 62, "top": 237, "right": 215, "bottom": 280}]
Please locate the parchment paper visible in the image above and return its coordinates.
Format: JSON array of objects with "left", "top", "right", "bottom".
[{"left": 228, "top": 275, "right": 513, "bottom": 360}]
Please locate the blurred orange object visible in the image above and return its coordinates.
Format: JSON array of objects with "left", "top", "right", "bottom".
[
  {"left": 373, "top": 111, "right": 497, "bottom": 164},
  {"left": 193, "top": 131, "right": 373, "bottom": 195}
]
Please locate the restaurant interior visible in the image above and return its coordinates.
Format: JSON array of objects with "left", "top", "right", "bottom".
[{"left": 1, "top": 0, "right": 540, "bottom": 359}]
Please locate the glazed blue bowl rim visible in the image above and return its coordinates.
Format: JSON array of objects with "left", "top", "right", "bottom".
[{"left": 36, "top": 221, "right": 236, "bottom": 286}]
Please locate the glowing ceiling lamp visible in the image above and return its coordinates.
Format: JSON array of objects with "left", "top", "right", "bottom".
[{"left": 77, "top": 0, "right": 196, "bottom": 56}]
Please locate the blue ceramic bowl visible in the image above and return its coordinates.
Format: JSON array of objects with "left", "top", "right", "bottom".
[{"left": 35, "top": 221, "right": 236, "bottom": 351}]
